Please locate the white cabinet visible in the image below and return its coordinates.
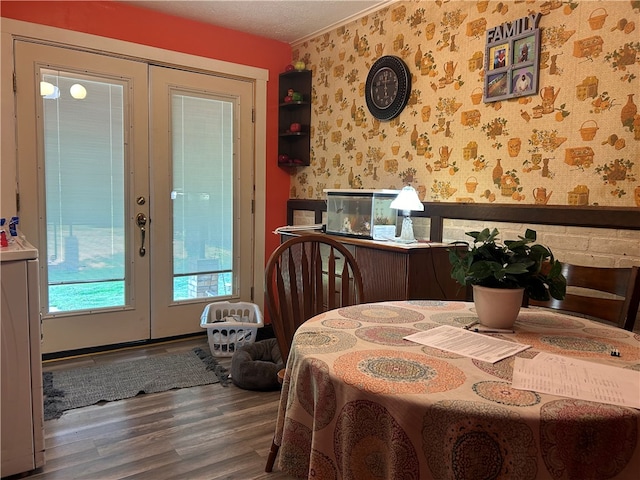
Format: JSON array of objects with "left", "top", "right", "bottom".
[{"left": 1, "top": 237, "right": 45, "bottom": 476}]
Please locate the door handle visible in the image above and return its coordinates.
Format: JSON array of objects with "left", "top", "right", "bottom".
[{"left": 136, "top": 213, "right": 147, "bottom": 257}]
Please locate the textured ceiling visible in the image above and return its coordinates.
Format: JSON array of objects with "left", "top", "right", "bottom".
[{"left": 121, "top": 0, "right": 393, "bottom": 44}]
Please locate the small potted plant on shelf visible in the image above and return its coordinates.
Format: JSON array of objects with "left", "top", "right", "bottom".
[{"left": 449, "top": 228, "right": 566, "bottom": 329}]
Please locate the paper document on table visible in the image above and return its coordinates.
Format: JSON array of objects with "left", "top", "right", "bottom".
[
  {"left": 404, "top": 325, "right": 531, "bottom": 363},
  {"left": 512, "top": 352, "right": 640, "bottom": 409}
]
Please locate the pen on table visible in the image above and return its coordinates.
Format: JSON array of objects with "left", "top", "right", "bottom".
[
  {"left": 463, "top": 320, "right": 479, "bottom": 330},
  {"left": 473, "top": 327, "right": 515, "bottom": 334}
]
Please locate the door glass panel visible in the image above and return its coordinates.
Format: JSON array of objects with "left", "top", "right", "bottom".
[
  {"left": 171, "top": 92, "right": 234, "bottom": 301},
  {"left": 41, "top": 69, "right": 127, "bottom": 312}
]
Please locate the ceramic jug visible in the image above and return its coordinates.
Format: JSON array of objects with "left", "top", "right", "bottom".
[
  {"left": 540, "top": 86, "right": 560, "bottom": 114},
  {"left": 533, "top": 187, "right": 552, "bottom": 205},
  {"left": 621, "top": 94, "right": 637, "bottom": 128},
  {"left": 443, "top": 61, "right": 457, "bottom": 75},
  {"left": 540, "top": 86, "right": 560, "bottom": 102},
  {"left": 439, "top": 146, "right": 452, "bottom": 166},
  {"left": 443, "top": 61, "right": 457, "bottom": 82}
]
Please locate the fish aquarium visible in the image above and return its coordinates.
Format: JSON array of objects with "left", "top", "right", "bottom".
[{"left": 324, "top": 189, "right": 400, "bottom": 240}]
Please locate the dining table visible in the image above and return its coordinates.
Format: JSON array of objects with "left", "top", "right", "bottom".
[{"left": 273, "top": 300, "right": 640, "bottom": 480}]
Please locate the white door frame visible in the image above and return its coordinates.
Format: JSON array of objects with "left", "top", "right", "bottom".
[{"left": 1, "top": 18, "right": 267, "bottom": 318}]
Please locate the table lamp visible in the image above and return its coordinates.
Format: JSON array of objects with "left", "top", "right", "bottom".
[{"left": 390, "top": 185, "right": 424, "bottom": 243}]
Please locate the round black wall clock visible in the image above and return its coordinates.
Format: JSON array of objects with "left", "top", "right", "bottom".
[{"left": 365, "top": 55, "right": 412, "bottom": 121}]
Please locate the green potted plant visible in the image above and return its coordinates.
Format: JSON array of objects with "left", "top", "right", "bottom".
[{"left": 449, "top": 228, "right": 566, "bottom": 328}]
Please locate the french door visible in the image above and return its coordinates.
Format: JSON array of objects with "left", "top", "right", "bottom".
[{"left": 14, "top": 41, "right": 255, "bottom": 354}]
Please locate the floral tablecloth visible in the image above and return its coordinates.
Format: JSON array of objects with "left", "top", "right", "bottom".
[{"left": 274, "top": 300, "right": 640, "bottom": 480}]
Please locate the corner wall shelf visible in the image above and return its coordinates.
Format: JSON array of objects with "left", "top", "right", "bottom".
[{"left": 278, "top": 70, "right": 311, "bottom": 168}]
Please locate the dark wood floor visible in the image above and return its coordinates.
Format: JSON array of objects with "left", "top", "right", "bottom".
[{"left": 27, "top": 336, "right": 295, "bottom": 480}]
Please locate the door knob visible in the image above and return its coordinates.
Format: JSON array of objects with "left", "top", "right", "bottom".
[
  {"left": 136, "top": 212, "right": 147, "bottom": 227},
  {"left": 136, "top": 213, "right": 147, "bottom": 256}
]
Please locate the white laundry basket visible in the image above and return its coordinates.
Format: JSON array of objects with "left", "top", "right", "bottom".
[{"left": 200, "top": 301, "right": 264, "bottom": 357}]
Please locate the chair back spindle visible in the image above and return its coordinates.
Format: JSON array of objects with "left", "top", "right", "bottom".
[
  {"left": 265, "top": 235, "right": 364, "bottom": 363},
  {"left": 530, "top": 263, "right": 639, "bottom": 331}
]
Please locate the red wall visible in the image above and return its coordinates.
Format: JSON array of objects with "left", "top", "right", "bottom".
[{"left": 1, "top": 0, "right": 292, "bottom": 268}]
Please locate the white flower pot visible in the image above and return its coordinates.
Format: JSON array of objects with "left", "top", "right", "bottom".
[{"left": 472, "top": 285, "right": 525, "bottom": 329}]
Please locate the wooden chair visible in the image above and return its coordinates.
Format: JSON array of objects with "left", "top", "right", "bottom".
[
  {"left": 264, "top": 234, "right": 364, "bottom": 472},
  {"left": 529, "top": 263, "right": 640, "bottom": 331}
]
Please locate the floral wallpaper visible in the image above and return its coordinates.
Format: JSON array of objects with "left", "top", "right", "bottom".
[{"left": 288, "top": 0, "right": 640, "bottom": 208}]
